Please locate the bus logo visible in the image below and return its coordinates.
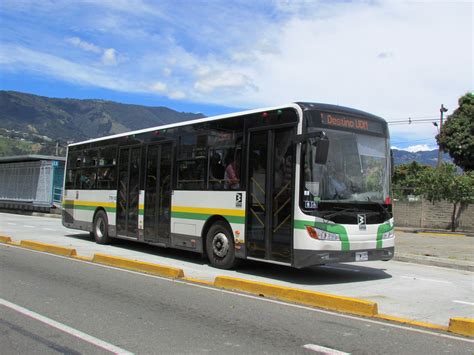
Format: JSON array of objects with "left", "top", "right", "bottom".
[
  {"left": 236, "top": 193, "right": 242, "bottom": 207},
  {"left": 358, "top": 214, "right": 366, "bottom": 230}
]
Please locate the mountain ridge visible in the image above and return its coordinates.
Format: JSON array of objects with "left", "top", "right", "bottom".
[
  {"left": 0, "top": 90, "right": 204, "bottom": 142},
  {"left": 0, "top": 90, "right": 205, "bottom": 156}
]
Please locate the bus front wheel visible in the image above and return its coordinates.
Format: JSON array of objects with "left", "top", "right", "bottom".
[
  {"left": 93, "top": 210, "right": 112, "bottom": 245},
  {"left": 206, "top": 221, "right": 238, "bottom": 269}
]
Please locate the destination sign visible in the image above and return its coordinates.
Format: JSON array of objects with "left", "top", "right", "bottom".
[{"left": 320, "top": 112, "right": 384, "bottom": 134}]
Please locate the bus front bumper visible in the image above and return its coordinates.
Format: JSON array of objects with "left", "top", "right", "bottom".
[{"left": 293, "top": 247, "right": 394, "bottom": 269}]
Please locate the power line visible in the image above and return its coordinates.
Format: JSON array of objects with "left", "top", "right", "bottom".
[
  {"left": 386, "top": 115, "right": 438, "bottom": 120},
  {"left": 387, "top": 117, "right": 438, "bottom": 125}
]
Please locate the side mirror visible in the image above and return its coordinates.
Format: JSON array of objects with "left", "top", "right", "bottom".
[
  {"left": 315, "top": 136, "right": 329, "bottom": 165},
  {"left": 295, "top": 131, "right": 330, "bottom": 165}
]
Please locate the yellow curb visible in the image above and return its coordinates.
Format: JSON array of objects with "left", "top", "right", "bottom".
[
  {"left": 20, "top": 240, "right": 77, "bottom": 257},
  {"left": 71, "top": 255, "right": 94, "bottom": 262},
  {"left": 182, "top": 277, "right": 214, "bottom": 286},
  {"left": 448, "top": 318, "right": 474, "bottom": 337},
  {"left": 417, "top": 232, "right": 467, "bottom": 237},
  {"left": 375, "top": 314, "right": 447, "bottom": 331},
  {"left": 214, "top": 276, "right": 378, "bottom": 317},
  {"left": 92, "top": 253, "right": 184, "bottom": 279},
  {"left": 0, "top": 236, "right": 12, "bottom": 243}
]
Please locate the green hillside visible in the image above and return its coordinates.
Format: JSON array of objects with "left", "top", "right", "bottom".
[{"left": 0, "top": 91, "right": 204, "bottom": 156}]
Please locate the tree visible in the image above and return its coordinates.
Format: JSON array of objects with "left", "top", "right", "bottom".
[
  {"left": 437, "top": 93, "right": 474, "bottom": 171},
  {"left": 392, "top": 161, "right": 431, "bottom": 199},
  {"left": 415, "top": 163, "right": 474, "bottom": 231}
]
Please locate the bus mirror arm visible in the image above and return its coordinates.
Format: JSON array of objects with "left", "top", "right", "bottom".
[
  {"left": 390, "top": 149, "right": 394, "bottom": 177},
  {"left": 295, "top": 131, "right": 330, "bottom": 165}
]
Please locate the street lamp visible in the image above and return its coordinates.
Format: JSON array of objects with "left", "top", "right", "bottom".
[{"left": 437, "top": 104, "right": 448, "bottom": 168}]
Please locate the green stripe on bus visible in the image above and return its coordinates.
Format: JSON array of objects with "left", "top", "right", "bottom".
[
  {"left": 294, "top": 220, "right": 350, "bottom": 251},
  {"left": 376, "top": 223, "right": 393, "bottom": 249},
  {"left": 171, "top": 211, "right": 245, "bottom": 224}
]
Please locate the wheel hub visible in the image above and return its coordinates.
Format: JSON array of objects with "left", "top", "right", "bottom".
[{"left": 212, "top": 232, "right": 229, "bottom": 258}]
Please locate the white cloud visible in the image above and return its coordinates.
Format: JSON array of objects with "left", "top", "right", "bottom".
[
  {"left": 194, "top": 71, "right": 256, "bottom": 94},
  {"left": 150, "top": 81, "right": 167, "bottom": 93},
  {"left": 168, "top": 90, "right": 185, "bottom": 100},
  {"left": 67, "top": 37, "right": 101, "bottom": 53},
  {"left": 1, "top": 44, "right": 136, "bottom": 92},
  {"left": 101, "top": 48, "right": 117, "bottom": 66}
]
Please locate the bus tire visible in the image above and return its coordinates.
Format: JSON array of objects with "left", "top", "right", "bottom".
[
  {"left": 206, "top": 221, "right": 238, "bottom": 269},
  {"left": 93, "top": 210, "right": 112, "bottom": 245}
]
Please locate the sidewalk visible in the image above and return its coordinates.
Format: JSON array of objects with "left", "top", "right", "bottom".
[{"left": 394, "top": 228, "right": 474, "bottom": 271}]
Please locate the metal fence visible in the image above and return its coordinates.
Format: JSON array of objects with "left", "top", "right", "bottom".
[{"left": 0, "top": 160, "right": 55, "bottom": 206}]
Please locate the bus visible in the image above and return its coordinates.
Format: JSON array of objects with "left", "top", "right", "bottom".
[{"left": 62, "top": 102, "right": 394, "bottom": 269}]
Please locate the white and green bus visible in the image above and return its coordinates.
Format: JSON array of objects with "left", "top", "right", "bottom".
[{"left": 62, "top": 103, "right": 394, "bottom": 269}]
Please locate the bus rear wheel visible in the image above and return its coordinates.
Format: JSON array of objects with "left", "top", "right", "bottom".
[
  {"left": 206, "top": 221, "right": 238, "bottom": 269},
  {"left": 93, "top": 210, "right": 112, "bottom": 245}
]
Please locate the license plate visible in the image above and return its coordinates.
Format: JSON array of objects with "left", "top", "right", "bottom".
[{"left": 355, "top": 251, "right": 368, "bottom": 261}]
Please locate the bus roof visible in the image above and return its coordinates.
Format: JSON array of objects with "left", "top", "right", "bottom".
[{"left": 68, "top": 102, "right": 385, "bottom": 147}]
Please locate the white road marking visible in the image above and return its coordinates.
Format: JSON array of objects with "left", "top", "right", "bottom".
[
  {"left": 3, "top": 243, "right": 474, "bottom": 344},
  {"left": 0, "top": 298, "right": 133, "bottom": 354},
  {"left": 453, "top": 300, "right": 474, "bottom": 306},
  {"left": 42, "top": 228, "right": 58, "bottom": 231},
  {"left": 401, "top": 276, "right": 451, "bottom": 284},
  {"left": 7, "top": 223, "right": 17, "bottom": 226},
  {"left": 23, "top": 225, "right": 35, "bottom": 228},
  {"left": 303, "top": 344, "right": 350, "bottom": 354}
]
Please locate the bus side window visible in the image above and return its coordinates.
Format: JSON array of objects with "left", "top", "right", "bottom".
[
  {"left": 80, "top": 168, "right": 97, "bottom": 190},
  {"left": 209, "top": 149, "right": 225, "bottom": 190},
  {"left": 97, "top": 145, "right": 117, "bottom": 190},
  {"left": 177, "top": 133, "right": 207, "bottom": 190},
  {"left": 65, "top": 169, "right": 80, "bottom": 189}
]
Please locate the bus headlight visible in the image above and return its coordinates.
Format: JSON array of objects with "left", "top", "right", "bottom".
[
  {"left": 305, "top": 226, "right": 340, "bottom": 241},
  {"left": 382, "top": 230, "right": 395, "bottom": 239}
]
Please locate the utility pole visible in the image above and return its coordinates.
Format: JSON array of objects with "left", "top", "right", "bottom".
[
  {"left": 437, "top": 104, "right": 448, "bottom": 168},
  {"left": 55, "top": 140, "right": 59, "bottom": 156}
]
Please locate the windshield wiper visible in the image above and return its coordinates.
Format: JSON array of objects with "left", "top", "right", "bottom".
[
  {"left": 366, "top": 197, "right": 391, "bottom": 219},
  {"left": 321, "top": 208, "right": 359, "bottom": 219},
  {"left": 321, "top": 206, "right": 381, "bottom": 220}
]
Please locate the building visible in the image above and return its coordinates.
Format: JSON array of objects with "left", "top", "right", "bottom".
[{"left": 0, "top": 155, "right": 65, "bottom": 213}]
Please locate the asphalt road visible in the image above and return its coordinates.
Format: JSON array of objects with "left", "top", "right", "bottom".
[
  {"left": 1, "top": 245, "right": 473, "bottom": 354},
  {"left": 0, "top": 212, "right": 472, "bottom": 326}
]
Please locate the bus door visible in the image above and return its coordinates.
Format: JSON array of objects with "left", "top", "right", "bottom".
[
  {"left": 246, "top": 125, "right": 295, "bottom": 263},
  {"left": 144, "top": 142, "right": 173, "bottom": 243},
  {"left": 116, "top": 146, "right": 141, "bottom": 239}
]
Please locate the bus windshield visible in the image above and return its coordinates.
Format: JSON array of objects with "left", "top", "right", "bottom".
[{"left": 303, "top": 129, "right": 390, "bottom": 205}]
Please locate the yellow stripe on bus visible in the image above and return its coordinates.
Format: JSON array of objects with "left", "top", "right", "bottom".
[
  {"left": 65, "top": 200, "right": 116, "bottom": 208},
  {"left": 171, "top": 206, "right": 245, "bottom": 217}
]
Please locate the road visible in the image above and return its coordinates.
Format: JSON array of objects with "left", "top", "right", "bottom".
[
  {"left": 1, "top": 212, "right": 473, "bottom": 326},
  {"left": 1, "top": 245, "right": 473, "bottom": 354}
]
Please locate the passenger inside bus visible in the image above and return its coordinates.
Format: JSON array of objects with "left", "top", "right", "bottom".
[
  {"left": 209, "top": 152, "right": 225, "bottom": 189},
  {"left": 224, "top": 148, "right": 241, "bottom": 190}
]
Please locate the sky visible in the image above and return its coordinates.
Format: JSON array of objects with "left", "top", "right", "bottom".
[{"left": 0, "top": 0, "right": 472, "bottom": 151}]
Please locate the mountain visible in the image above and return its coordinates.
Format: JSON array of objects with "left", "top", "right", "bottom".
[
  {"left": 0, "top": 91, "right": 205, "bottom": 156},
  {"left": 392, "top": 148, "right": 452, "bottom": 167}
]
